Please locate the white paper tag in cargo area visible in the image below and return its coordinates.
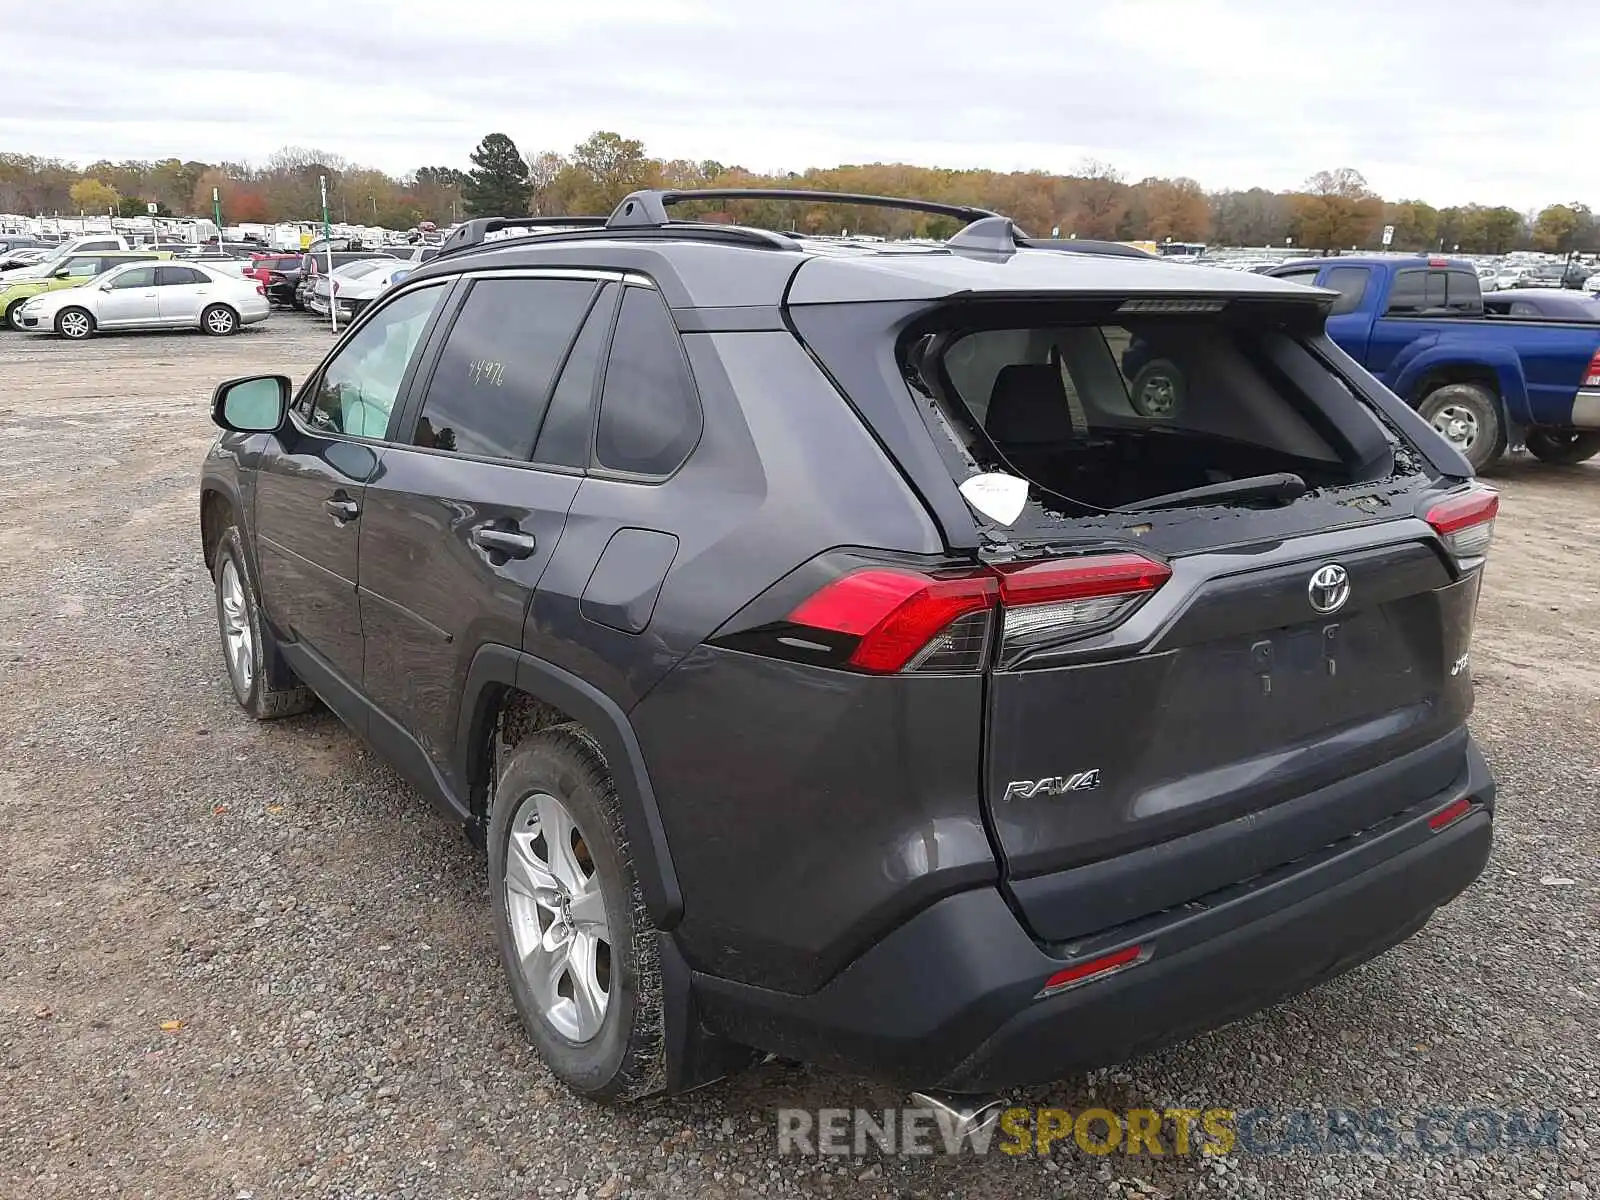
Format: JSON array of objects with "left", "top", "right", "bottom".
[{"left": 959, "top": 472, "right": 1029, "bottom": 525}]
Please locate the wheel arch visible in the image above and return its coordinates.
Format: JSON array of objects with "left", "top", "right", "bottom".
[
  {"left": 1397, "top": 346, "right": 1529, "bottom": 427},
  {"left": 200, "top": 487, "right": 234, "bottom": 570},
  {"left": 457, "top": 644, "right": 684, "bottom": 932}
]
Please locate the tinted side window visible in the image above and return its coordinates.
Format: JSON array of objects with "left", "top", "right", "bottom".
[
  {"left": 1323, "top": 267, "right": 1370, "bottom": 316},
  {"left": 534, "top": 283, "right": 617, "bottom": 468},
  {"left": 410, "top": 277, "right": 594, "bottom": 459},
  {"left": 1444, "top": 270, "right": 1482, "bottom": 314},
  {"left": 1275, "top": 269, "right": 1321, "bottom": 287},
  {"left": 157, "top": 265, "right": 206, "bottom": 285},
  {"left": 594, "top": 287, "right": 702, "bottom": 476},
  {"left": 303, "top": 284, "right": 446, "bottom": 439},
  {"left": 1385, "top": 269, "right": 1428, "bottom": 315},
  {"left": 1510, "top": 301, "right": 1540, "bottom": 317}
]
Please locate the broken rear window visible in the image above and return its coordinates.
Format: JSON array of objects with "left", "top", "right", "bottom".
[{"left": 915, "top": 309, "right": 1395, "bottom": 514}]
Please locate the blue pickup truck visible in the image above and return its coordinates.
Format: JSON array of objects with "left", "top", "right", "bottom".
[{"left": 1268, "top": 256, "right": 1600, "bottom": 470}]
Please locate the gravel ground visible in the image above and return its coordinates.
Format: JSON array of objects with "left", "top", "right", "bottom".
[{"left": 1, "top": 316, "right": 1597, "bottom": 1199}]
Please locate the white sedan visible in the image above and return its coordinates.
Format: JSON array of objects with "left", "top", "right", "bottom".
[
  {"left": 306, "top": 258, "right": 407, "bottom": 321},
  {"left": 13, "top": 260, "right": 270, "bottom": 339}
]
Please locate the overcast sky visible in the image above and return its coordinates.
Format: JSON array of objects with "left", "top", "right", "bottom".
[{"left": 2, "top": 0, "right": 1592, "bottom": 210}]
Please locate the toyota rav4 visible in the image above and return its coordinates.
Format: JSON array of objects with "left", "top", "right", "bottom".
[{"left": 199, "top": 190, "right": 1498, "bottom": 1102}]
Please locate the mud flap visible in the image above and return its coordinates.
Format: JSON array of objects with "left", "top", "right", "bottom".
[{"left": 660, "top": 933, "right": 761, "bottom": 1094}]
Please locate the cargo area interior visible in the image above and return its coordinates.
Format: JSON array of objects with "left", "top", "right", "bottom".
[{"left": 906, "top": 304, "right": 1403, "bottom": 513}]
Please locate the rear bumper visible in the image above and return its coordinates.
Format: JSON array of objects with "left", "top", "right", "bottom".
[
  {"left": 1571, "top": 389, "right": 1600, "bottom": 430},
  {"left": 691, "top": 737, "right": 1494, "bottom": 1091}
]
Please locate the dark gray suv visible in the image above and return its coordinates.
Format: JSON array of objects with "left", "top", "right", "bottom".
[{"left": 199, "top": 190, "right": 1497, "bottom": 1102}]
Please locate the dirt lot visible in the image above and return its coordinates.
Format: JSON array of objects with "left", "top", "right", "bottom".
[{"left": 1, "top": 318, "right": 1597, "bottom": 1199}]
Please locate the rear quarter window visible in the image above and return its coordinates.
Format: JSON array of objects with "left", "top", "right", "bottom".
[{"left": 593, "top": 287, "right": 702, "bottom": 477}]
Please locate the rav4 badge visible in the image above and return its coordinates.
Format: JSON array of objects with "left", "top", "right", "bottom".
[{"left": 1003, "top": 771, "right": 1102, "bottom": 801}]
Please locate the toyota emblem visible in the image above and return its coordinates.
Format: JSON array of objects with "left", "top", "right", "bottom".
[{"left": 1308, "top": 563, "right": 1350, "bottom": 614}]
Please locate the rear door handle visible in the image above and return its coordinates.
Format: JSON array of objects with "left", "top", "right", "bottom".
[
  {"left": 471, "top": 526, "right": 537, "bottom": 559},
  {"left": 325, "top": 497, "right": 359, "bottom": 522}
]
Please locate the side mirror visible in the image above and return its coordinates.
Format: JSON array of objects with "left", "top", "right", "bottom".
[
  {"left": 212, "top": 375, "right": 290, "bottom": 433},
  {"left": 52, "top": 267, "right": 72, "bottom": 279},
  {"left": 98, "top": 282, "right": 114, "bottom": 292}
]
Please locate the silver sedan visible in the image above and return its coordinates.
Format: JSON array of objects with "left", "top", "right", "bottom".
[{"left": 13, "top": 260, "right": 270, "bottom": 339}]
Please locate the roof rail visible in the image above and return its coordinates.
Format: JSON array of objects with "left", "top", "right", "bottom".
[
  {"left": 607, "top": 188, "right": 1001, "bottom": 229},
  {"left": 435, "top": 215, "right": 607, "bottom": 259}
]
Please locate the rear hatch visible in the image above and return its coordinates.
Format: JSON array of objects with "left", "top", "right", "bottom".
[{"left": 795, "top": 287, "right": 1496, "bottom": 944}]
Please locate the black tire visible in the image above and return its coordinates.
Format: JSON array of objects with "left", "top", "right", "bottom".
[
  {"left": 1525, "top": 430, "right": 1600, "bottom": 465},
  {"left": 4, "top": 298, "right": 26, "bottom": 331},
  {"left": 488, "top": 726, "right": 666, "bottom": 1102},
  {"left": 202, "top": 304, "right": 239, "bottom": 336},
  {"left": 211, "top": 525, "right": 314, "bottom": 719},
  {"left": 1128, "top": 359, "right": 1185, "bottom": 419},
  {"left": 54, "top": 307, "right": 94, "bottom": 340},
  {"left": 1418, "top": 383, "right": 1505, "bottom": 473}
]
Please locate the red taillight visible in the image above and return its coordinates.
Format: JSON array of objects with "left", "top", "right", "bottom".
[
  {"left": 1036, "top": 944, "right": 1147, "bottom": 998},
  {"left": 783, "top": 551, "right": 1169, "bottom": 675},
  {"left": 1428, "top": 797, "right": 1473, "bottom": 831},
  {"left": 332, "top": 280, "right": 341, "bottom": 295},
  {"left": 788, "top": 569, "right": 996, "bottom": 674},
  {"left": 1426, "top": 487, "right": 1498, "bottom": 562},
  {"left": 1584, "top": 349, "right": 1600, "bottom": 389},
  {"left": 256, "top": 283, "right": 265, "bottom": 296}
]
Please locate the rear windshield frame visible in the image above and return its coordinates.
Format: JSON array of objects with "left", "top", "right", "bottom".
[{"left": 902, "top": 298, "right": 1406, "bottom": 507}]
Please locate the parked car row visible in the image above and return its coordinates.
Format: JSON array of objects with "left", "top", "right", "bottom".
[
  {"left": 1, "top": 241, "right": 269, "bottom": 338},
  {"left": 0, "top": 229, "right": 441, "bottom": 340}
]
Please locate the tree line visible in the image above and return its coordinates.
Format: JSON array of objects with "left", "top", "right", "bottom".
[{"left": 3, "top": 133, "right": 1596, "bottom": 256}]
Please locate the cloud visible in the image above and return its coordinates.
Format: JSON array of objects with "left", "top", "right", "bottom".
[{"left": 1, "top": 0, "right": 1594, "bottom": 209}]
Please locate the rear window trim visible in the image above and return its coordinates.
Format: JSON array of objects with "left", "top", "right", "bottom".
[{"left": 899, "top": 298, "right": 1419, "bottom": 526}]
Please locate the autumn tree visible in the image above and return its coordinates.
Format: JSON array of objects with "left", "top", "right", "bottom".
[
  {"left": 526, "top": 151, "right": 569, "bottom": 215},
  {"left": 413, "top": 166, "right": 467, "bottom": 223},
  {"left": 1532, "top": 203, "right": 1594, "bottom": 253},
  {"left": 1208, "top": 188, "right": 1293, "bottom": 247},
  {"left": 1067, "top": 160, "right": 1128, "bottom": 240},
  {"left": 462, "top": 133, "right": 531, "bottom": 217},
  {"left": 1129, "top": 176, "right": 1209, "bottom": 242},
  {"left": 1385, "top": 199, "right": 1439, "bottom": 251},
  {"left": 2, "top": 135, "right": 1588, "bottom": 251},
  {"left": 69, "top": 177, "right": 119, "bottom": 213},
  {"left": 1291, "top": 168, "right": 1383, "bottom": 251}
]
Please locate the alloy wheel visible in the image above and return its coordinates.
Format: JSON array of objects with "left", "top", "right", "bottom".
[
  {"left": 218, "top": 558, "right": 254, "bottom": 696},
  {"left": 503, "top": 790, "right": 611, "bottom": 1043},
  {"left": 1429, "top": 403, "right": 1480, "bottom": 453},
  {"left": 1138, "top": 374, "right": 1178, "bottom": 418}
]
